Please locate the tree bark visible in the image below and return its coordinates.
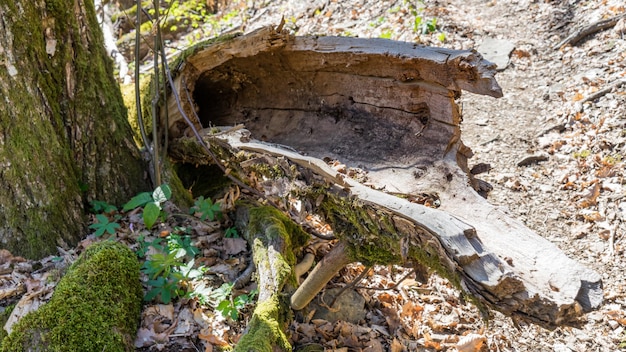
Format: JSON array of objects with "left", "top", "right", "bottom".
[{"left": 0, "top": 0, "right": 149, "bottom": 259}]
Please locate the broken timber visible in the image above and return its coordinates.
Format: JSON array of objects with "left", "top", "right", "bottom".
[{"left": 166, "top": 27, "right": 602, "bottom": 326}]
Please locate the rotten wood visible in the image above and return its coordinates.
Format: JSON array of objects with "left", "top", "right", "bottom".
[{"left": 166, "top": 27, "right": 602, "bottom": 327}]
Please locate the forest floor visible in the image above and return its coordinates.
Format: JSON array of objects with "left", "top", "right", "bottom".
[{"left": 2, "top": 0, "right": 626, "bottom": 351}]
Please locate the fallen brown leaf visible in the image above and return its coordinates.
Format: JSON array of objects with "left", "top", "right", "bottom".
[
  {"left": 456, "top": 333, "right": 486, "bottom": 352},
  {"left": 199, "top": 328, "right": 230, "bottom": 347}
]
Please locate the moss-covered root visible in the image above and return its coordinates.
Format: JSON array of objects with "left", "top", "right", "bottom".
[
  {"left": 235, "top": 295, "right": 291, "bottom": 352},
  {"left": 0, "top": 241, "right": 143, "bottom": 352},
  {"left": 234, "top": 205, "right": 309, "bottom": 352}
]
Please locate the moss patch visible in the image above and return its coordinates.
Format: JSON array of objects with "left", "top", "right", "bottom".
[
  {"left": 235, "top": 295, "right": 291, "bottom": 352},
  {"left": 120, "top": 76, "right": 154, "bottom": 148},
  {"left": 310, "top": 189, "right": 484, "bottom": 312},
  {"left": 0, "top": 241, "right": 142, "bottom": 352},
  {"left": 316, "top": 192, "right": 402, "bottom": 266}
]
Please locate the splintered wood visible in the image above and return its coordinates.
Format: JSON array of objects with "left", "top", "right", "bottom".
[{"left": 167, "top": 27, "right": 602, "bottom": 326}]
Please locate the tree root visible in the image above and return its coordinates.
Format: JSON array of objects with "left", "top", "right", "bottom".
[{"left": 290, "top": 241, "right": 353, "bottom": 311}]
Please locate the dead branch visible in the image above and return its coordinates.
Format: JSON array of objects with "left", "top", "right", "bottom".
[{"left": 554, "top": 13, "right": 626, "bottom": 50}]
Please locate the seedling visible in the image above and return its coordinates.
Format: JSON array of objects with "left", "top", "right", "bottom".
[
  {"left": 89, "top": 200, "right": 118, "bottom": 214},
  {"left": 89, "top": 214, "right": 120, "bottom": 237},
  {"left": 190, "top": 196, "right": 222, "bottom": 221},
  {"left": 213, "top": 283, "right": 258, "bottom": 320},
  {"left": 123, "top": 184, "right": 172, "bottom": 229},
  {"left": 138, "top": 232, "right": 206, "bottom": 304},
  {"left": 224, "top": 227, "right": 239, "bottom": 238}
]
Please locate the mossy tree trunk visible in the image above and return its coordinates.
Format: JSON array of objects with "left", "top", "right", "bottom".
[{"left": 0, "top": 0, "right": 149, "bottom": 259}]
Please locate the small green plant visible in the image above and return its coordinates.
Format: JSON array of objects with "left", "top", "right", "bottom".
[
  {"left": 603, "top": 153, "right": 623, "bottom": 165},
  {"left": 224, "top": 227, "right": 239, "bottom": 238},
  {"left": 144, "top": 275, "right": 183, "bottom": 304},
  {"left": 138, "top": 233, "right": 205, "bottom": 304},
  {"left": 136, "top": 235, "right": 164, "bottom": 258},
  {"left": 190, "top": 196, "right": 222, "bottom": 221},
  {"left": 380, "top": 29, "right": 394, "bottom": 39},
  {"left": 89, "top": 200, "right": 117, "bottom": 214},
  {"left": 573, "top": 149, "right": 591, "bottom": 159},
  {"left": 89, "top": 214, "right": 121, "bottom": 237},
  {"left": 403, "top": 0, "right": 444, "bottom": 39},
  {"left": 123, "top": 184, "right": 172, "bottom": 229},
  {"left": 414, "top": 16, "right": 438, "bottom": 34},
  {"left": 369, "top": 16, "right": 386, "bottom": 28},
  {"left": 212, "top": 283, "right": 258, "bottom": 320},
  {"left": 167, "top": 233, "right": 199, "bottom": 257}
]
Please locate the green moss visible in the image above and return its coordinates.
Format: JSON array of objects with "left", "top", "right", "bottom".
[
  {"left": 310, "top": 189, "right": 487, "bottom": 313},
  {"left": 0, "top": 241, "right": 143, "bottom": 352},
  {"left": 235, "top": 296, "right": 291, "bottom": 352},
  {"left": 0, "top": 304, "right": 15, "bottom": 347},
  {"left": 168, "top": 32, "right": 243, "bottom": 77},
  {"left": 247, "top": 206, "right": 309, "bottom": 270},
  {"left": 316, "top": 192, "right": 402, "bottom": 266},
  {"left": 121, "top": 76, "right": 154, "bottom": 148}
]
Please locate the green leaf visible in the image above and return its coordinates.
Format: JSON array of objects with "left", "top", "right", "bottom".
[
  {"left": 88, "top": 214, "right": 120, "bottom": 237},
  {"left": 224, "top": 227, "right": 239, "bottom": 238},
  {"left": 161, "top": 287, "right": 172, "bottom": 304},
  {"left": 209, "top": 283, "right": 232, "bottom": 303},
  {"left": 144, "top": 287, "right": 161, "bottom": 302},
  {"left": 90, "top": 200, "right": 117, "bottom": 213},
  {"left": 143, "top": 202, "right": 161, "bottom": 229},
  {"left": 171, "top": 247, "right": 187, "bottom": 260},
  {"left": 123, "top": 192, "right": 152, "bottom": 211},
  {"left": 216, "top": 300, "right": 238, "bottom": 320},
  {"left": 190, "top": 196, "right": 222, "bottom": 221},
  {"left": 152, "top": 184, "right": 172, "bottom": 204}
]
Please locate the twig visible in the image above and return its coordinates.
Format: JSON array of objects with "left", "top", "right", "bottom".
[
  {"left": 169, "top": 212, "right": 220, "bottom": 230},
  {"left": 554, "top": 13, "right": 626, "bottom": 50},
  {"left": 581, "top": 78, "right": 626, "bottom": 104},
  {"left": 210, "top": 124, "right": 246, "bottom": 136},
  {"left": 151, "top": 0, "right": 162, "bottom": 186},
  {"left": 328, "top": 266, "right": 372, "bottom": 307},
  {"left": 354, "top": 268, "right": 416, "bottom": 291},
  {"left": 233, "top": 259, "right": 256, "bottom": 289},
  {"left": 134, "top": 0, "right": 150, "bottom": 159},
  {"left": 609, "top": 224, "right": 617, "bottom": 257}
]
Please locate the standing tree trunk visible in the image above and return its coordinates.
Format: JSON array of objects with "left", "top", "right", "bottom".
[{"left": 0, "top": 0, "right": 149, "bottom": 259}]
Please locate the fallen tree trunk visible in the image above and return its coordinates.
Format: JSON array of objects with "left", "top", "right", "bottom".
[{"left": 164, "top": 26, "right": 602, "bottom": 344}]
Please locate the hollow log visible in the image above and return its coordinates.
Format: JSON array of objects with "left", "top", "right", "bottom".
[{"left": 166, "top": 27, "right": 602, "bottom": 328}]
